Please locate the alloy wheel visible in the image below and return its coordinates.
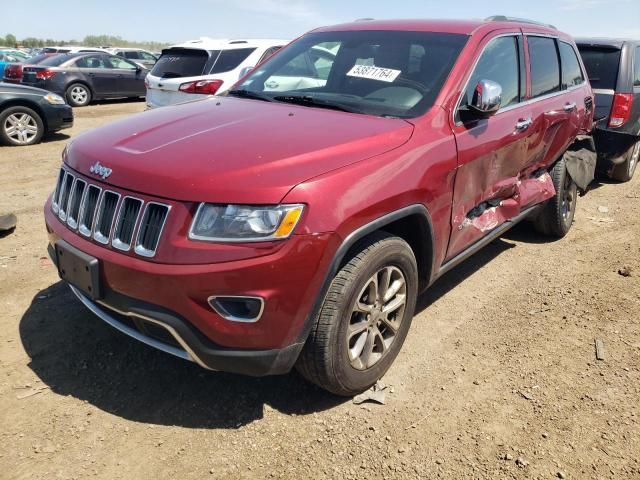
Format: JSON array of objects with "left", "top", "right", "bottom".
[
  {"left": 560, "top": 172, "right": 576, "bottom": 224},
  {"left": 629, "top": 142, "right": 640, "bottom": 177},
  {"left": 347, "top": 266, "right": 407, "bottom": 370},
  {"left": 71, "top": 86, "right": 88, "bottom": 104},
  {"left": 3, "top": 112, "right": 38, "bottom": 145}
]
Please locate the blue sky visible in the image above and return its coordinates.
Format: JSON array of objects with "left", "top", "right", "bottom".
[{"left": 4, "top": 0, "right": 639, "bottom": 43}]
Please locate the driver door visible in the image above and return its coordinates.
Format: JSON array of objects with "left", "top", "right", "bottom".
[{"left": 447, "top": 33, "right": 533, "bottom": 258}]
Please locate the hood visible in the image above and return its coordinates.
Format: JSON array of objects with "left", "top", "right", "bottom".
[
  {"left": 0, "top": 82, "right": 51, "bottom": 96},
  {"left": 65, "top": 97, "right": 414, "bottom": 204}
]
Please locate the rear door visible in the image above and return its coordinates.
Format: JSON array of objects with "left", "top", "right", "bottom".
[
  {"left": 74, "top": 54, "right": 118, "bottom": 95},
  {"left": 524, "top": 36, "right": 581, "bottom": 174},
  {"left": 448, "top": 33, "right": 532, "bottom": 257}
]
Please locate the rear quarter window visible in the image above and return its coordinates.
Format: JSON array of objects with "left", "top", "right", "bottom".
[
  {"left": 151, "top": 48, "right": 213, "bottom": 78},
  {"left": 577, "top": 46, "right": 621, "bottom": 90},
  {"left": 210, "top": 48, "right": 256, "bottom": 74},
  {"left": 558, "top": 41, "right": 584, "bottom": 88},
  {"left": 36, "top": 54, "right": 73, "bottom": 67}
]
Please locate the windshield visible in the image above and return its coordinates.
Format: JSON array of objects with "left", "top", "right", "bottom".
[
  {"left": 577, "top": 46, "right": 621, "bottom": 90},
  {"left": 232, "top": 30, "right": 467, "bottom": 118}
]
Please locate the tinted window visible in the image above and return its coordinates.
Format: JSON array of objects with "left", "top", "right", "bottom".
[
  {"left": 236, "top": 31, "right": 467, "bottom": 118},
  {"left": 210, "top": 48, "right": 256, "bottom": 74},
  {"left": 559, "top": 41, "right": 584, "bottom": 88},
  {"left": 529, "top": 36, "right": 560, "bottom": 98},
  {"left": 75, "top": 55, "right": 109, "bottom": 69},
  {"left": 124, "top": 51, "right": 139, "bottom": 59},
  {"left": 634, "top": 47, "right": 640, "bottom": 86},
  {"left": 258, "top": 46, "right": 281, "bottom": 64},
  {"left": 106, "top": 56, "right": 137, "bottom": 69},
  {"left": 151, "top": 48, "right": 212, "bottom": 78},
  {"left": 463, "top": 36, "right": 521, "bottom": 110},
  {"left": 577, "top": 46, "right": 621, "bottom": 90}
]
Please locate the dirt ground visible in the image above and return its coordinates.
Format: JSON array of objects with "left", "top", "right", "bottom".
[{"left": 0, "top": 100, "right": 638, "bottom": 480}]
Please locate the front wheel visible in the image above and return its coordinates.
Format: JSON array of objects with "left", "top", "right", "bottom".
[
  {"left": 65, "top": 83, "right": 92, "bottom": 107},
  {"left": 532, "top": 157, "right": 577, "bottom": 238},
  {"left": 296, "top": 232, "right": 418, "bottom": 396},
  {"left": 609, "top": 140, "right": 639, "bottom": 182},
  {"left": 0, "top": 106, "right": 44, "bottom": 146}
]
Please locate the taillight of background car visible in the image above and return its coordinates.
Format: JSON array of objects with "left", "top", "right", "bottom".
[
  {"left": 609, "top": 93, "right": 633, "bottom": 128},
  {"left": 36, "top": 69, "right": 57, "bottom": 80},
  {"left": 3, "top": 64, "right": 23, "bottom": 82},
  {"left": 178, "top": 79, "right": 223, "bottom": 95}
]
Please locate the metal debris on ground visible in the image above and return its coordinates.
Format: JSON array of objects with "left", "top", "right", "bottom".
[
  {"left": 0, "top": 213, "right": 17, "bottom": 232},
  {"left": 353, "top": 380, "right": 387, "bottom": 405},
  {"left": 595, "top": 338, "right": 605, "bottom": 361}
]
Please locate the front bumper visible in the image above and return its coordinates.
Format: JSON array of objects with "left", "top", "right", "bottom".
[
  {"left": 45, "top": 202, "right": 339, "bottom": 375},
  {"left": 44, "top": 103, "right": 73, "bottom": 131}
]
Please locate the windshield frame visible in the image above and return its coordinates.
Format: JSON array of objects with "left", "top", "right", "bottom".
[{"left": 233, "top": 30, "right": 468, "bottom": 119}]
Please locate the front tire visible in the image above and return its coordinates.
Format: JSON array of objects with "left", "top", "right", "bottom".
[
  {"left": 609, "top": 140, "right": 639, "bottom": 182},
  {"left": 532, "top": 157, "right": 577, "bottom": 238},
  {"left": 65, "top": 83, "right": 92, "bottom": 107},
  {"left": 0, "top": 106, "right": 44, "bottom": 146},
  {"left": 296, "top": 232, "right": 418, "bottom": 396}
]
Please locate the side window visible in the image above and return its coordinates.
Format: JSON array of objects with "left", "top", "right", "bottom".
[
  {"left": 528, "top": 36, "right": 561, "bottom": 97},
  {"left": 308, "top": 50, "right": 335, "bottom": 80},
  {"left": 635, "top": 47, "right": 640, "bottom": 87},
  {"left": 139, "top": 51, "right": 157, "bottom": 61},
  {"left": 276, "top": 52, "right": 316, "bottom": 77},
  {"left": 75, "top": 55, "right": 108, "bottom": 69},
  {"left": 124, "top": 51, "right": 139, "bottom": 59},
  {"left": 558, "top": 41, "right": 584, "bottom": 89},
  {"left": 106, "top": 56, "right": 137, "bottom": 69},
  {"left": 210, "top": 48, "right": 257, "bottom": 74},
  {"left": 463, "top": 36, "right": 521, "bottom": 110}
]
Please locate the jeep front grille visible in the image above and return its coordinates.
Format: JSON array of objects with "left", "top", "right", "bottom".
[{"left": 51, "top": 167, "right": 170, "bottom": 258}]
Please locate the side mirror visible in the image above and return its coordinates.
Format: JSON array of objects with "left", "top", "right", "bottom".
[
  {"left": 469, "top": 79, "right": 502, "bottom": 116},
  {"left": 238, "top": 66, "right": 254, "bottom": 79}
]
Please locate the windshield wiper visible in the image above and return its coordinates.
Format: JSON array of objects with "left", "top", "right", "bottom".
[
  {"left": 227, "top": 89, "right": 274, "bottom": 102},
  {"left": 272, "top": 95, "right": 363, "bottom": 114}
]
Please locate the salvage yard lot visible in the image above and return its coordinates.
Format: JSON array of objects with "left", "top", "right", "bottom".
[{"left": 0, "top": 101, "right": 639, "bottom": 480}]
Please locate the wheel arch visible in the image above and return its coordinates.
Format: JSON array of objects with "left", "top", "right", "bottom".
[
  {"left": 296, "top": 204, "right": 436, "bottom": 344},
  {"left": 0, "top": 99, "right": 48, "bottom": 131}
]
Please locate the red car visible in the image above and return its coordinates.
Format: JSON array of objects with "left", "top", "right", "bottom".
[
  {"left": 45, "top": 17, "right": 594, "bottom": 395},
  {"left": 2, "top": 53, "right": 57, "bottom": 84}
]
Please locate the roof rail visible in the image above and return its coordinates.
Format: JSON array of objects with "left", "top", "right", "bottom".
[
  {"left": 228, "top": 40, "right": 248, "bottom": 44},
  {"left": 485, "top": 15, "right": 557, "bottom": 30}
]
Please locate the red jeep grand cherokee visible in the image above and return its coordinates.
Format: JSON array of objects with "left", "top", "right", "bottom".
[{"left": 45, "top": 17, "right": 594, "bottom": 395}]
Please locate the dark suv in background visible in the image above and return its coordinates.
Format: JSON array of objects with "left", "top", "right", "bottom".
[{"left": 577, "top": 38, "right": 640, "bottom": 181}]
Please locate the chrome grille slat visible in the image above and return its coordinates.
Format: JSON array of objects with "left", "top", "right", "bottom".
[
  {"left": 93, "top": 191, "right": 121, "bottom": 244},
  {"left": 58, "top": 173, "right": 75, "bottom": 221},
  {"left": 135, "top": 203, "right": 170, "bottom": 257},
  {"left": 112, "top": 197, "right": 143, "bottom": 251},
  {"left": 51, "top": 167, "right": 170, "bottom": 258},
  {"left": 78, "top": 185, "right": 101, "bottom": 237},
  {"left": 66, "top": 179, "right": 86, "bottom": 229}
]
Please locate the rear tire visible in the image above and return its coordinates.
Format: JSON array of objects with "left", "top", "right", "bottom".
[
  {"left": 609, "top": 141, "right": 639, "bottom": 182},
  {"left": 65, "top": 83, "right": 92, "bottom": 107},
  {"left": 0, "top": 106, "right": 44, "bottom": 146},
  {"left": 532, "top": 157, "right": 577, "bottom": 238},
  {"left": 296, "top": 232, "right": 418, "bottom": 396}
]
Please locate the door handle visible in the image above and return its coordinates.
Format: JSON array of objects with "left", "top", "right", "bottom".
[
  {"left": 515, "top": 118, "right": 533, "bottom": 131},
  {"left": 564, "top": 102, "right": 577, "bottom": 112}
]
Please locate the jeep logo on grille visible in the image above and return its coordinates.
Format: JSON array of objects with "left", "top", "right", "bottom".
[{"left": 89, "top": 161, "right": 112, "bottom": 180}]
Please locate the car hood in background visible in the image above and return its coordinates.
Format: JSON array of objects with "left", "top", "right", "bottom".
[
  {"left": 0, "top": 82, "right": 51, "bottom": 96},
  {"left": 64, "top": 97, "right": 414, "bottom": 204}
]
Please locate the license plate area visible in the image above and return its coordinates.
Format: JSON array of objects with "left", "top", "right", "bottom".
[{"left": 55, "top": 240, "right": 102, "bottom": 300}]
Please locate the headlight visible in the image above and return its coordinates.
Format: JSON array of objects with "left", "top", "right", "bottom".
[
  {"left": 43, "top": 93, "right": 66, "bottom": 105},
  {"left": 189, "top": 204, "right": 305, "bottom": 242}
]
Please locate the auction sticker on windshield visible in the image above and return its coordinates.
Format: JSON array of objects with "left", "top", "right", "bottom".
[{"left": 346, "top": 65, "right": 402, "bottom": 83}]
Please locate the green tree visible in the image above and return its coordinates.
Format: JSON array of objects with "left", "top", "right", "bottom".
[{"left": 4, "top": 33, "right": 17, "bottom": 47}]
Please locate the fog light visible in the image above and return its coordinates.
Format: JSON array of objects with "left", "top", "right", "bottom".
[{"left": 208, "top": 296, "right": 264, "bottom": 323}]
